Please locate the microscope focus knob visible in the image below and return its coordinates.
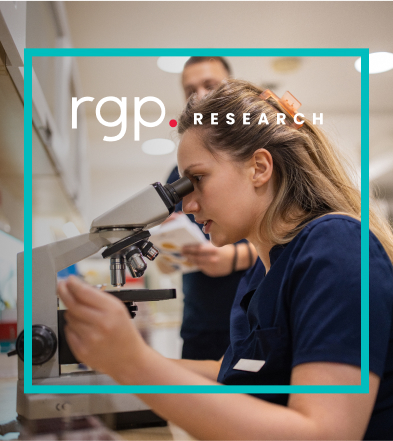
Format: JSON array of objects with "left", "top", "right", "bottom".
[
  {"left": 31, "top": 325, "right": 57, "bottom": 365},
  {"left": 125, "top": 302, "right": 138, "bottom": 319},
  {"left": 8, "top": 325, "right": 57, "bottom": 365}
]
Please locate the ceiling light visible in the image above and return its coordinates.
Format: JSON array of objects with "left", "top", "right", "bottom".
[
  {"left": 157, "top": 57, "right": 191, "bottom": 73},
  {"left": 142, "top": 138, "right": 176, "bottom": 155},
  {"left": 354, "top": 52, "right": 393, "bottom": 74},
  {"left": 272, "top": 57, "right": 301, "bottom": 73}
]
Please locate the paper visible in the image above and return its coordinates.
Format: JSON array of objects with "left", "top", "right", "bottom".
[{"left": 150, "top": 214, "right": 207, "bottom": 273}]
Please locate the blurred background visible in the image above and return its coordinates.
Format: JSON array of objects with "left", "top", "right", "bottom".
[{"left": 0, "top": 1, "right": 392, "bottom": 372}]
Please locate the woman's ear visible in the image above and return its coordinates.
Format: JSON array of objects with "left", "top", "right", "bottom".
[{"left": 251, "top": 149, "right": 273, "bottom": 188}]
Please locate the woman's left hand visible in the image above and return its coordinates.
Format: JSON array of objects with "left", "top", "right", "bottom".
[{"left": 57, "top": 276, "right": 147, "bottom": 381}]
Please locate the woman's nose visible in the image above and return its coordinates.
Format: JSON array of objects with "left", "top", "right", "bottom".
[{"left": 182, "top": 194, "right": 199, "bottom": 215}]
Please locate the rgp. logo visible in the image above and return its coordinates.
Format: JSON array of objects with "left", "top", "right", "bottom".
[{"left": 72, "top": 96, "right": 166, "bottom": 142}]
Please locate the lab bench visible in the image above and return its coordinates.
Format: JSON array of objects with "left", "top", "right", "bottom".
[{"left": 0, "top": 377, "right": 195, "bottom": 440}]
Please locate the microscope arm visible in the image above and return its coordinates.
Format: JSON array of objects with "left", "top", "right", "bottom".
[{"left": 42, "top": 229, "right": 135, "bottom": 272}]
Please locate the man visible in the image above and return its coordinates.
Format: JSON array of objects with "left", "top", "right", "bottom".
[
  {"left": 157, "top": 57, "right": 257, "bottom": 361},
  {"left": 181, "top": 56, "right": 231, "bottom": 100}
]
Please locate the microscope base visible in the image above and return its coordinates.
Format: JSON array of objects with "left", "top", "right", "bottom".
[{"left": 16, "top": 374, "right": 165, "bottom": 429}]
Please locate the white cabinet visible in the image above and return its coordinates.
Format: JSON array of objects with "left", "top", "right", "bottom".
[
  {"left": 0, "top": 1, "right": 26, "bottom": 66},
  {"left": 0, "top": 1, "right": 89, "bottom": 230}
]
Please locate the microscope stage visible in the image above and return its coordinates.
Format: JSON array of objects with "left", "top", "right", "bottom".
[{"left": 105, "top": 288, "right": 176, "bottom": 302}]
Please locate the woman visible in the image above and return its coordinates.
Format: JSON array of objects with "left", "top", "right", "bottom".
[{"left": 58, "top": 79, "right": 393, "bottom": 440}]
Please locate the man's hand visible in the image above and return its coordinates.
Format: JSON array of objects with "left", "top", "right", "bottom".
[
  {"left": 181, "top": 242, "right": 235, "bottom": 277},
  {"left": 156, "top": 211, "right": 257, "bottom": 276}
]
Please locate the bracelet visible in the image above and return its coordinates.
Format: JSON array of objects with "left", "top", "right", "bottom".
[
  {"left": 232, "top": 244, "right": 238, "bottom": 273},
  {"left": 246, "top": 241, "right": 253, "bottom": 268}
]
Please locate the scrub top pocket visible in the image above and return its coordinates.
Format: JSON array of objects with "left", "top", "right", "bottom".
[
  {"left": 253, "top": 326, "right": 292, "bottom": 373},
  {"left": 219, "top": 326, "right": 292, "bottom": 386}
]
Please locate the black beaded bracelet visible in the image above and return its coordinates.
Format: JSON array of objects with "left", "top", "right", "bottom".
[{"left": 232, "top": 244, "right": 238, "bottom": 273}]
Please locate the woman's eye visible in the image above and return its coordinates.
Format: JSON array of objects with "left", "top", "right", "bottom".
[{"left": 193, "top": 175, "right": 203, "bottom": 182}]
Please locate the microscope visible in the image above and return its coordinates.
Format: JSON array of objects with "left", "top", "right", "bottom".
[{"left": 9, "top": 177, "right": 193, "bottom": 430}]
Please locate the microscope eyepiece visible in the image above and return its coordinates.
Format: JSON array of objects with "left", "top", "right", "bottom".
[{"left": 164, "top": 177, "right": 194, "bottom": 205}]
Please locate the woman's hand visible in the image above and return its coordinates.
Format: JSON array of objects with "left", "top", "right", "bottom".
[{"left": 57, "top": 276, "right": 148, "bottom": 382}]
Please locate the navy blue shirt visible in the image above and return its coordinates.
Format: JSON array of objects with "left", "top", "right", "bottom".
[
  {"left": 166, "top": 166, "right": 246, "bottom": 339},
  {"left": 218, "top": 215, "right": 393, "bottom": 440}
]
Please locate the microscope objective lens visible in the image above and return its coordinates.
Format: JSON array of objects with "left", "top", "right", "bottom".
[{"left": 110, "top": 256, "right": 126, "bottom": 287}]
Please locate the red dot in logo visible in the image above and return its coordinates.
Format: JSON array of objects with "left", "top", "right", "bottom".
[{"left": 169, "top": 119, "right": 177, "bottom": 128}]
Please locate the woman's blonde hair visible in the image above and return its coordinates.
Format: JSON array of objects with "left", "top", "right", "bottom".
[{"left": 178, "top": 79, "right": 393, "bottom": 264}]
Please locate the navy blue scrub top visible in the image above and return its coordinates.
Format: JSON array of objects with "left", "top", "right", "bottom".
[
  {"left": 218, "top": 215, "right": 393, "bottom": 440},
  {"left": 166, "top": 167, "right": 246, "bottom": 337}
]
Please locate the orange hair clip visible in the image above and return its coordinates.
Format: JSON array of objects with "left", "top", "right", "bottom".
[{"left": 260, "top": 89, "right": 303, "bottom": 129}]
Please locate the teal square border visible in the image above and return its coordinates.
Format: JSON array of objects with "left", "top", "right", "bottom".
[{"left": 24, "top": 48, "right": 369, "bottom": 394}]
